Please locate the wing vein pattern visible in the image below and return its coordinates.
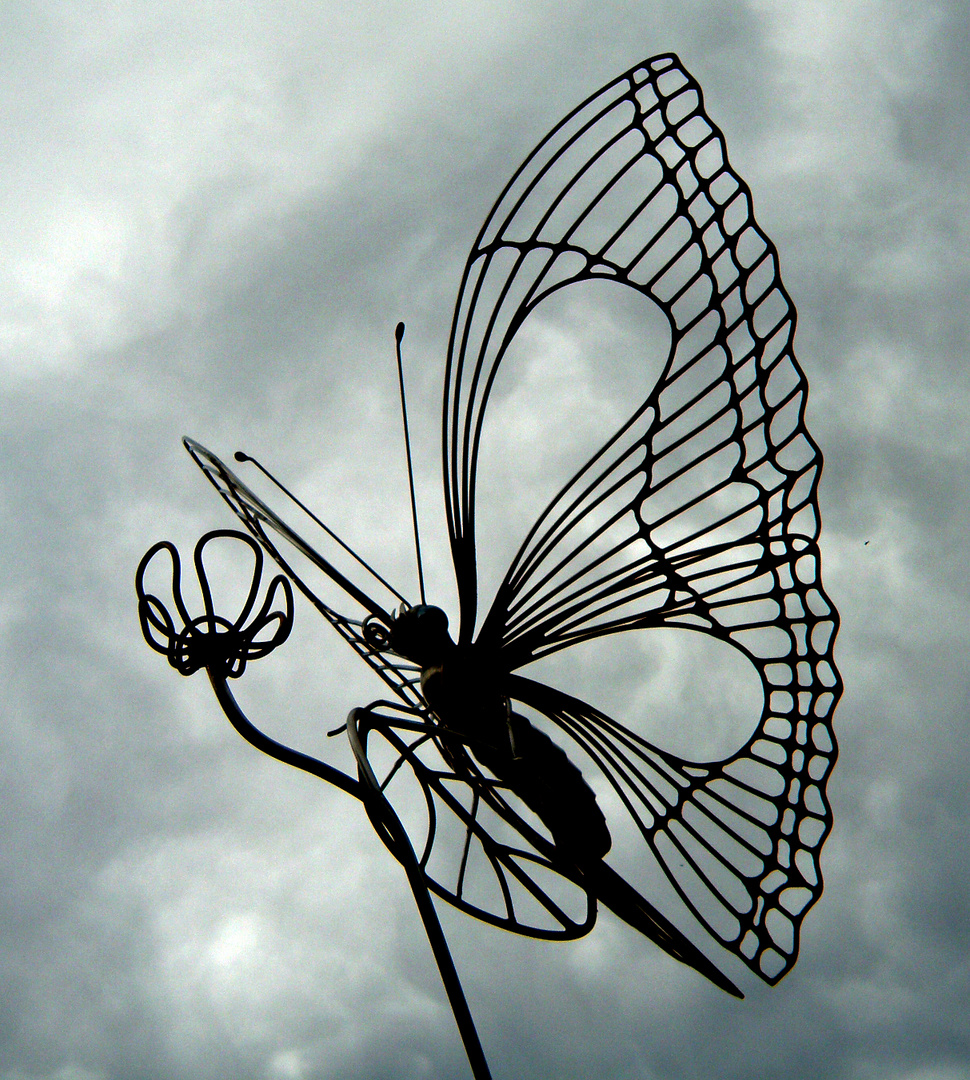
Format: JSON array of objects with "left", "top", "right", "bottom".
[{"left": 444, "top": 53, "right": 841, "bottom": 984}]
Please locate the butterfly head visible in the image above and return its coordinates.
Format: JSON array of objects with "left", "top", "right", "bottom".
[{"left": 388, "top": 604, "right": 454, "bottom": 667}]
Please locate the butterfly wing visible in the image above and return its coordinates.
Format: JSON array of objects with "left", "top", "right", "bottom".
[
  {"left": 443, "top": 53, "right": 841, "bottom": 983},
  {"left": 444, "top": 52, "right": 829, "bottom": 659},
  {"left": 183, "top": 438, "right": 423, "bottom": 707},
  {"left": 507, "top": 674, "right": 835, "bottom": 984},
  {"left": 348, "top": 702, "right": 597, "bottom": 940}
]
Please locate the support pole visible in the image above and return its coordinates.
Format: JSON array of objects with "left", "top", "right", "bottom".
[{"left": 349, "top": 709, "right": 493, "bottom": 1080}]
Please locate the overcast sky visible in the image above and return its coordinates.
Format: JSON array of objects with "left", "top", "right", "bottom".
[{"left": 2, "top": 2, "right": 969, "bottom": 1079}]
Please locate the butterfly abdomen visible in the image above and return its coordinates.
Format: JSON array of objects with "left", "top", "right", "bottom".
[
  {"left": 422, "top": 648, "right": 611, "bottom": 863},
  {"left": 502, "top": 715, "right": 612, "bottom": 863}
]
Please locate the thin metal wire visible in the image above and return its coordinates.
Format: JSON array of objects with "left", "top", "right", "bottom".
[
  {"left": 394, "top": 322, "right": 427, "bottom": 605},
  {"left": 233, "top": 448, "right": 409, "bottom": 606}
]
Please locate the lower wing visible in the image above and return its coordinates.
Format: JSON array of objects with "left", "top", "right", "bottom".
[
  {"left": 349, "top": 701, "right": 741, "bottom": 995},
  {"left": 507, "top": 669, "right": 837, "bottom": 986}
]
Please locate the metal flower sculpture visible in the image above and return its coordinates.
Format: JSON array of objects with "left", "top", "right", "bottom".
[
  {"left": 137, "top": 54, "right": 842, "bottom": 1080},
  {"left": 137, "top": 531, "right": 293, "bottom": 679}
]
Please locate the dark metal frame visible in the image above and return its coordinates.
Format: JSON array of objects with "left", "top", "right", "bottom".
[{"left": 136, "top": 54, "right": 842, "bottom": 1080}]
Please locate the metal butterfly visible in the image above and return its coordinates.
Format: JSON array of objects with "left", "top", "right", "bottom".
[{"left": 182, "top": 52, "right": 842, "bottom": 999}]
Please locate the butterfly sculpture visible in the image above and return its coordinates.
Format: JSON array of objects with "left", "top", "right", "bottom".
[{"left": 137, "top": 52, "right": 841, "bottom": 1075}]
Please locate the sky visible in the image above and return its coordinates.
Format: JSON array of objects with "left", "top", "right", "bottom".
[{"left": 1, "top": 1, "right": 969, "bottom": 1079}]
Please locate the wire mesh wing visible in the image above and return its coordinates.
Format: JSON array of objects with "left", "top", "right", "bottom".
[
  {"left": 444, "top": 52, "right": 832, "bottom": 672},
  {"left": 440, "top": 51, "right": 841, "bottom": 986},
  {"left": 183, "top": 439, "right": 422, "bottom": 708},
  {"left": 348, "top": 703, "right": 743, "bottom": 995},
  {"left": 348, "top": 703, "right": 597, "bottom": 940},
  {"left": 506, "top": 669, "right": 837, "bottom": 985}
]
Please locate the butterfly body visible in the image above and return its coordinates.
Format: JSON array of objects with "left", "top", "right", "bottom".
[{"left": 388, "top": 604, "right": 612, "bottom": 861}]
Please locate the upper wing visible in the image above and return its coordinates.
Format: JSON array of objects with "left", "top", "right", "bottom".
[
  {"left": 183, "top": 439, "right": 422, "bottom": 708},
  {"left": 441, "top": 54, "right": 841, "bottom": 986},
  {"left": 443, "top": 53, "right": 829, "bottom": 673},
  {"left": 507, "top": 672, "right": 837, "bottom": 986}
]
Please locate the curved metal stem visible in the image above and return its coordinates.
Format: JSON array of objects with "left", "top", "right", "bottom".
[
  {"left": 207, "top": 670, "right": 363, "bottom": 801},
  {"left": 349, "top": 709, "right": 493, "bottom": 1080},
  {"left": 206, "top": 676, "right": 492, "bottom": 1078}
]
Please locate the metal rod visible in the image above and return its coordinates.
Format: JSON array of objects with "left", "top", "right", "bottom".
[
  {"left": 373, "top": 796, "right": 493, "bottom": 1080},
  {"left": 233, "top": 449, "right": 409, "bottom": 606},
  {"left": 208, "top": 671, "right": 363, "bottom": 801},
  {"left": 349, "top": 709, "right": 492, "bottom": 1080},
  {"left": 395, "top": 322, "right": 427, "bottom": 605}
]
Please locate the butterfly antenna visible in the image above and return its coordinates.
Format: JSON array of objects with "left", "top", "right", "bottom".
[
  {"left": 233, "top": 452, "right": 409, "bottom": 606},
  {"left": 395, "top": 322, "right": 427, "bottom": 605}
]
